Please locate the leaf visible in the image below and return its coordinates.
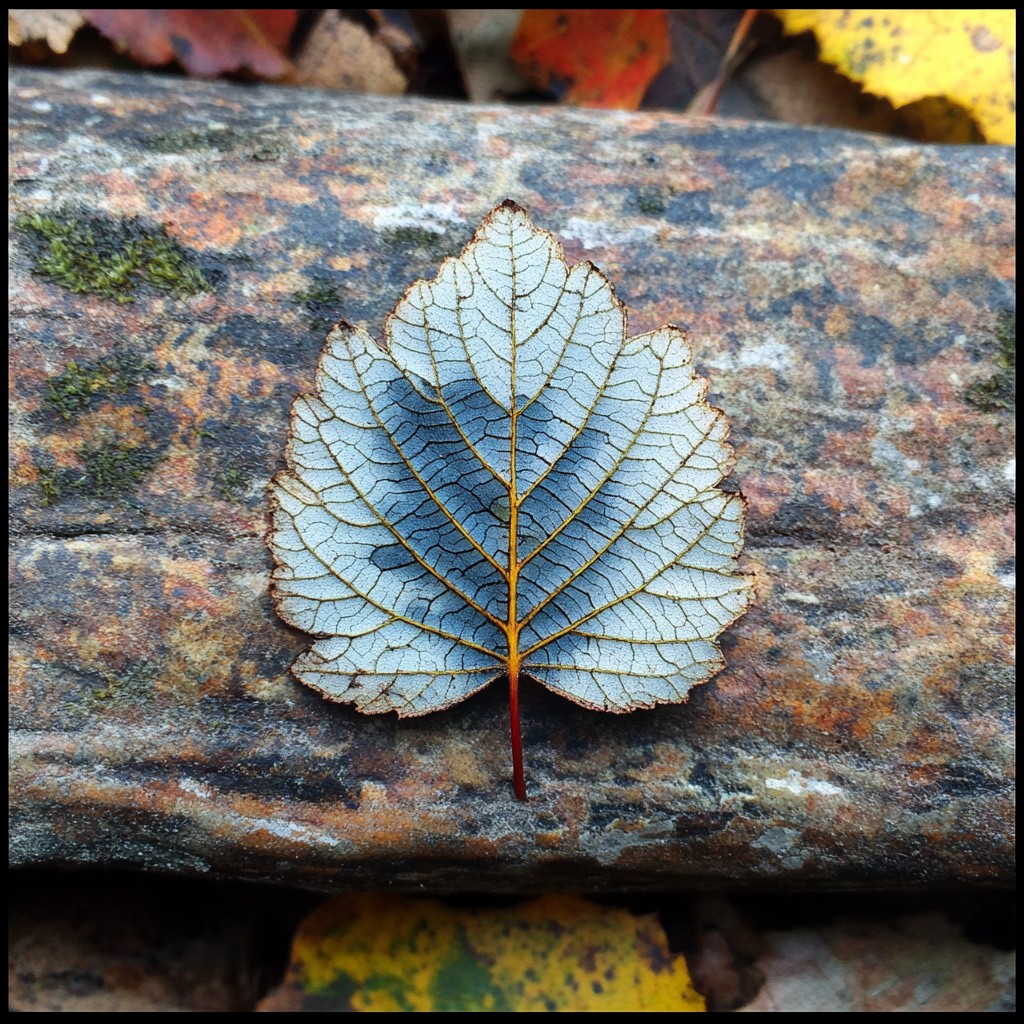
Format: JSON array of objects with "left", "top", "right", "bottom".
[
  {"left": 292, "top": 10, "right": 407, "bottom": 95},
  {"left": 82, "top": 9, "right": 297, "bottom": 79},
  {"left": 509, "top": 10, "right": 671, "bottom": 109},
  {"left": 259, "top": 893, "right": 706, "bottom": 1012},
  {"left": 269, "top": 200, "right": 751, "bottom": 799},
  {"left": 8, "top": 9, "right": 85, "bottom": 53},
  {"left": 447, "top": 10, "right": 532, "bottom": 103},
  {"left": 774, "top": 9, "right": 1016, "bottom": 144},
  {"left": 633, "top": 9, "right": 753, "bottom": 116}
]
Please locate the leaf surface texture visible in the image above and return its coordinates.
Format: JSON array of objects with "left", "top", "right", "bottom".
[{"left": 271, "top": 202, "right": 750, "bottom": 727}]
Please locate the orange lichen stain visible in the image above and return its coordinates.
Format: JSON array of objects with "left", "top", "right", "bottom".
[
  {"left": 891, "top": 602, "right": 948, "bottom": 644},
  {"left": 34, "top": 430, "right": 92, "bottom": 468},
  {"left": 161, "top": 559, "right": 227, "bottom": 615},
  {"left": 90, "top": 620, "right": 162, "bottom": 665},
  {"left": 809, "top": 437, "right": 912, "bottom": 517},
  {"left": 198, "top": 206, "right": 245, "bottom": 250},
  {"left": 801, "top": 465, "right": 870, "bottom": 521},
  {"left": 990, "top": 249, "right": 1015, "bottom": 280},
  {"left": 199, "top": 357, "right": 293, "bottom": 426},
  {"left": 323, "top": 177, "right": 387, "bottom": 214},
  {"left": 160, "top": 619, "right": 244, "bottom": 701},
  {"left": 831, "top": 344, "right": 890, "bottom": 409},
  {"left": 158, "top": 358, "right": 288, "bottom": 439},
  {"left": 925, "top": 515, "right": 1013, "bottom": 588},
  {"left": 903, "top": 718, "right": 959, "bottom": 766},
  {"left": 80, "top": 171, "right": 149, "bottom": 217},
  {"left": 900, "top": 401, "right": 973, "bottom": 458},
  {"left": 224, "top": 355, "right": 288, "bottom": 401},
  {"left": 355, "top": 781, "right": 389, "bottom": 807},
  {"left": 741, "top": 470, "right": 794, "bottom": 520},
  {"left": 172, "top": 187, "right": 261, "bottom": 250},
  {"left": 59, "top": 403, "right": 150, "bottom": 446},
  {"left": 8, "top": 649, "right": 33, "bottom": 695},
  {"left": 805, "top": 701, "right": 860, "bottom": 739},
  {"left": 685, "top": 310, "right": 744, "bottom": 348},
  {"left": 608, "top": 816, "right": 650, "bottom": 833},
  {"left": 440, "top": 736, "right": 489, "bottom": 788},
  {"left": 966, "top": 689, "right": 1015, "bottom": 740},
  {"left": 11, "top": 449, "right": 49, "bottom": 488},
  {"left": 535, "top": 830, "right": 567, "bottom": 849},
  {"left": 901, "top": 762, "right": 949, "bottom": 790},
  {"left": 709, "top": 630, "right": 771, "bottom": 696},
  {"left": 776, "top": 651, "right": 898, "bottom": 746},
  {"left": 834, "top": 173, "right": 915, "bottom": 240},
  {"left": 621, "top": 742, "right": 692, "bottom": 785},
  {"left": 326, "top": 253, "right": 364, "bottom": 273},
  {"left": 311, "top": 809, "right": 492, "bottom": 859},
  {"left": 823, "top": 305, "right": 853, "bottom": 339},
  {"left": 292, "top": 775, "right": 472, "bottom": 845}
]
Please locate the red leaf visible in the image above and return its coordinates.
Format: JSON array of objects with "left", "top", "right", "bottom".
[
  {"left": 510, "top": 10, "right": 671, "bottom": 110},
  {"left": 83, "top": 10, "right": 297, "bottom": 78}
]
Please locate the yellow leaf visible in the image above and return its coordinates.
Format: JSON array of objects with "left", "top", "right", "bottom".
[
  {"left": 260, "top": 893, "right": 706, "bottom": 1012},
  {"left": 774, "top": 10, "right": 1016, "bottom": 143}
]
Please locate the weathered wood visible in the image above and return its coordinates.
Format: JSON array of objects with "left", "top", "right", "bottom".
[{"left": 10, "top": 69, "right": 1014, "bottom": 889}]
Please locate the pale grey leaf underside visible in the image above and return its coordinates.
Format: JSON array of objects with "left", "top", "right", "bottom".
[{"left": 271, "top": 202, "right": 751, "bottom": 716}]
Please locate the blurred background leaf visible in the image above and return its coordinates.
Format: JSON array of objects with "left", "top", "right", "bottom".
[
  {"left": 292, "top": 10, "right": 407, "bottom": 93},
  {"left": 8, "top": 9, "right": 85, "bottom": 53},
  {"left": 258, "top": 893, "right": 706, "bottom": 1012},
  {"left": 11, "top": 9, "right": 1015, "bottom": 144},
  {"left": 509, "top": 10, "right": 671, "bottom": 109},
  {"left": 82, "top": 9, "right": 297, "bottom": 78},
  {"left": 448, "top": 9, "right": 528, "bottom": 102},
  {"left": 774, "top": 9, "right": 1016, "bottom": 143}
]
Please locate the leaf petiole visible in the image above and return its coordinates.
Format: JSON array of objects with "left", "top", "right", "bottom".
[{"left": 509, "top": 668, "right": 526, "bottom": 800}]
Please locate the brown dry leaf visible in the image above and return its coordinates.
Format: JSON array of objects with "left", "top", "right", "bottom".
[
  {"left": 9, "top": 9, "right": 85, "bottom": 52},
  {"left": 293, "top": 10, "right": 406, "bottom": 94},
  {"left": 740, "top": 48, "right": 903, "bottom": 135},
  {"left": 643, "top": 9, "right": 766, "bottom": 117}
]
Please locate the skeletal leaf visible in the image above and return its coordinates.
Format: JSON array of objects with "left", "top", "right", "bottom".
[{"left": 269, "top": 200, "right": 751, "bottom": 799}]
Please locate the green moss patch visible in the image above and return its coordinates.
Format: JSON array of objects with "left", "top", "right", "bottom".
[
  {"left": 38, "top": 440, "right": 161, "bottom": 506},
  {"left": 964, "top": 310, "right": 1015, "bottom": 411},
  {"left": 634, "top": 186, "right": 668, "bottom": 215},
  {"left": 144, "top": 126, "right": 284, "bottom": 161},
  {"left": 382, "top": 225, "right": 452, "bottom": 255},
  {"left": 215, "top": 466, "right": 248, "bottom": 500},
  {"left": 18, "top": 209, "right": 209, "bottom": 303},
  {"left": 295, "top": 278, "right": 344, "bottom": 333},
  {"left": 44, "top": 351, "right": 158, "bottom": 421},
  {"left": 80, "top": 663, "right": 160, "bottom": 711}
]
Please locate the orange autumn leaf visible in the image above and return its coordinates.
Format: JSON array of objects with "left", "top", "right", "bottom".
[
  {"left": 511, "top": 10, "right": 671, "bottom": 110},
  {"left": 83, "top": 9, "right": 297, "bottom": 79}
]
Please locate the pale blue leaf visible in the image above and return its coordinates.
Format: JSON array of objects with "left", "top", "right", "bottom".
[{"left": 270, "top": 201, "right": 751, "bottom": 791}]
